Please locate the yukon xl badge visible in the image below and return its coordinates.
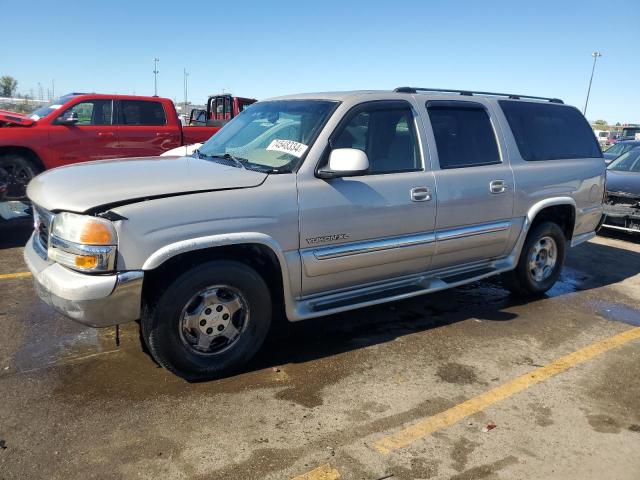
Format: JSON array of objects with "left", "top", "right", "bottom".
[{"left": 306, "top": 233, "right": 349, "bottom": 245}]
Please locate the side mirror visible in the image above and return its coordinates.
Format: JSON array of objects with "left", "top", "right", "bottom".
[
  {"left": 56, "top": 111, "right": 79, "bottom": 125},
  {"left": 317, "top": 148, "right": 369, "bottom": 179}
]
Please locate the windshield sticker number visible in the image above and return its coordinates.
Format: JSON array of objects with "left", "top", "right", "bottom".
[{"left": 266, "top": 139, "right": 308, "bottom": 158}]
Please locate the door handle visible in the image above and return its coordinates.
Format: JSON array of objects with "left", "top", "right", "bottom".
[
  {"left": 155, "top": 132, "right": 172, "bottom": 137},
  {"left": 489, "top": 180, "right": 507, "bottom": 194},
  {"left": 410, "top": 186, "right": 432, "bottom": 202},
  {"left": 97, "top": 132, "right": 114, "bottom": 137}
]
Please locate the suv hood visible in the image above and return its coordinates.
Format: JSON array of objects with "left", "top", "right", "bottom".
[
  {"left": 27, "top": 155, "right": 268, "bottom": 213},
  {"left": 0, "top": 109, "right": 35, "bottom": 127}
]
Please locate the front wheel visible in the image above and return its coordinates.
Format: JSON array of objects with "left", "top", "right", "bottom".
[
  {"left": 502, "top": 221, "right": 566, "bottom": 296},
  {"left": 142, "top": 261, "right": 272, "bottom": 381},
  {"left": 0, "top": 154, "right": 41, "bottom": 201}
]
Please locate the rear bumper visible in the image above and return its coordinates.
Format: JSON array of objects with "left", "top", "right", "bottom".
[{"left": 24, "top": 234, "right": 143, "bottom": 327}]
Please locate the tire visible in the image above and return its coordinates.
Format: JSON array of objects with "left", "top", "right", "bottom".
[
  {"left": 142, "top": 260, "right": 272, "bottom": 381},
  {"left": 502, "top": 221, "right": 566, "bottom": 297},
  {"left": 0, "top": 154, "right": 41, "bottom": 201}
]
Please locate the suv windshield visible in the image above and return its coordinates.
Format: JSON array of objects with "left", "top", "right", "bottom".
[
  {"left": 608, "top": 147, "right": 640, "bottom": 172},
  {"left": 29, "top": 94, "right": 79, "bottom": 120},
  {"left": 198, "top": 100, "right": 337, "bottom": 172}
]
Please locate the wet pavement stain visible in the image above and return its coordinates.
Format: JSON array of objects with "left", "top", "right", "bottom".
[
  {"left": 449, "top": 455, "right": 519, "bottom": 480},
  {"left": 593, "top": 301, "right": 640, "bottom": 327},
  {"left": 436, "top": 363, "right": 480, "bottom": 385},
  {"left": 529, "top": 402, "right": 554, "bottom": 427},
  {"left": 586, "top": 414, "right": 622, "bottom": 434},
  {"left": 450, "top": 437, "right": 480, "bottom": 472},
  {"left": 390, "top": 456, "right": 439, "bottom": 479}
]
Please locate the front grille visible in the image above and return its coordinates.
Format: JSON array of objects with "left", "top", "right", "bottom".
[{"left": 33, "top": 205, "right": 53, "bottom": 259}]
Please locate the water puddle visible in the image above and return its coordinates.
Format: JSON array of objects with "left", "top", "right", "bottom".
[{"left": 591, "top": 300, "right": 640, "bottom": 326}]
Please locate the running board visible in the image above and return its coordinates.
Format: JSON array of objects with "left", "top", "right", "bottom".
[{"left": 305, "top": 264, "right": 503, "bottom": 315}]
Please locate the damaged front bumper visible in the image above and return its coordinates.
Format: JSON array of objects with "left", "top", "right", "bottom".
[
  {"left": 602, "top": 192, "right": 640, "bottom": 233},
  {"left": 23, "top": 234, "right": 143, "bottom": 327}
]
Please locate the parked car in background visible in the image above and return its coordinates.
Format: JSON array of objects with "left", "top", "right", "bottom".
[
  {"left": 620, "top": 126, "right": 640, "bottom": 141},
  {"left": 24, "top": 87, "right": 604, "bottom": 379},
  {"left": 188, "top": 94, "right": 256, "bottom": 127},
  {"left": 594, "top": 129, "right": 610, "bottom": 146},
  {"left": 602, "top": 146, "right": 640, "bottom": 233},
  {"left": 0, "top": 93, "right": 222, "bottom": 199},
  {"left": 606, "top": 132, "right": 620, "bottom": 146},
  {"left": 603, "top": 140, "right": 640, "bottom": 163}
]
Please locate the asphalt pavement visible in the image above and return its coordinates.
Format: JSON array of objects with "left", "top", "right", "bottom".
[{"left": 0, "top": 225, "right": 639, "bottom": 480}]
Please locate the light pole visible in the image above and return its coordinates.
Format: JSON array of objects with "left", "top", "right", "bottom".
[
  {"left": 153, "top": 58, "right": 160, "bottom": 96},
  {"left": 583, "top": 51, "right": 602, "bottom": 116},
  {"left": 183, "top": 68, "right": 189, "bottom": 114}
]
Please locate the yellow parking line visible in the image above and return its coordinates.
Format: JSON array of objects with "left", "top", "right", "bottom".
[
  {"left": 291, "top": 463, "right": 341, "bottom": 480},
  {"left": 374, "top": 326, "right": 640, "bottom": 454},
  {"left": 0, "top": 271, "right": 31, "bottom": 280}
]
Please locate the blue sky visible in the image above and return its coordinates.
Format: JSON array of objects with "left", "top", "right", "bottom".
[{"left": 1, "top": 0, "right": 638, "bottom": 123}]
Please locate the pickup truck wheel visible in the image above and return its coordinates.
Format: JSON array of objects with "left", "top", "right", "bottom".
[
  {"left": 0, "top": 154, "right": 40, "bottom": 201},
  {"left": 142, "top": 261, "right": 272, "bottom": 381},
  {"left": 502, "top": 221, "right": 566, "bottom": 297}
]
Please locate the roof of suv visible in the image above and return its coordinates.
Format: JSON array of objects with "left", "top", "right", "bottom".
[{"left": 268, "top": 88, "right": 564, "bottom": 105}]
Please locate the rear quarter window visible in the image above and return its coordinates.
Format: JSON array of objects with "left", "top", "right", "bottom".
[
  {"left": 119, "top": 100, "right": 167, "bottom": 126},
  {"left": 498, "top": 101, "right": 602, "bottom": 161}
]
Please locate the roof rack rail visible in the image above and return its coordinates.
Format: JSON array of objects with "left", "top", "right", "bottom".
[{"left": 393, "top": 87, "right": 564, "bottom": 104}]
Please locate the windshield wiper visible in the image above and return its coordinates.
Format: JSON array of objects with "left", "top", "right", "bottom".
[{"left": 197, "top": 151, "right": 247, "bottom": 169}]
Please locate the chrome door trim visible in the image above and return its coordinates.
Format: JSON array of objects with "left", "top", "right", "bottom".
[
  {"left": 313, "top": 232, "right": 436, "bottom": 261},
  {"left": 436, "top": 221, "right": 511, "bottom": 242}
]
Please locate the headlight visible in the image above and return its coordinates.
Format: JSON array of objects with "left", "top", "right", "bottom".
[{"left": 49, "top": 212, "right": 117, "bottom": 272}]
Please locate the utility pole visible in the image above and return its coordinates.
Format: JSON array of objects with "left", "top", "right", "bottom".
[
  {"left": 51, "top": 79, "right": 55, "bottom": 99},
  {"left": 153, "top": 58, "right": 160, "bottom": 96},
  {"left": 183, "top": 68, "right": 189, "bottom": 114},
  {"left": 583, "top": 51, "right": 602, "bottom": 116}
]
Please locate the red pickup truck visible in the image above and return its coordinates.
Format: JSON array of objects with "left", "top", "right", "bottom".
[{"left": 0, "top": 93, "right": 223, "bottom": 200}]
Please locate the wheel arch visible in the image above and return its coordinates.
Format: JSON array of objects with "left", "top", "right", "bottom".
[
  {"left": 526, "top": 197, "right": 577, "bottom": 241},
  {"left": 140, "top": 233, "right": 293, "bottom": 317},
  {"left": 0, "top": 146, "right": 46, "bottom": 172}
]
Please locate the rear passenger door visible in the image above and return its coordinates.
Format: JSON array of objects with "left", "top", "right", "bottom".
[
  {"left": 115, "top": 99, "right": 181, "bottom": 157},
  {"left": 422, "top": 100, "right": 515, "bottom": 269}
]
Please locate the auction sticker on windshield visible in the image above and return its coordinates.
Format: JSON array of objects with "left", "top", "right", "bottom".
[{"left": 266, "top": 139, "right": 308, "bottom": 158}]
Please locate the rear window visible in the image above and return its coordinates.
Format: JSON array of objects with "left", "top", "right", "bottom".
[
  {"left": 119, "top": 100, "right": 166, "bottom": 126},
  {"left": 498, "top": 101, "right": 602, "bottom": 161}
]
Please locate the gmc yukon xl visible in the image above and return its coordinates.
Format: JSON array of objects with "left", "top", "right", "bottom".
[{"left": 23, "top": 88, "right": 605, "bottom": 380}]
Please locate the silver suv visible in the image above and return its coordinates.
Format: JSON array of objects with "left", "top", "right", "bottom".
[{"left": 24, "top": 88, "right": 605, "bottom": 379}]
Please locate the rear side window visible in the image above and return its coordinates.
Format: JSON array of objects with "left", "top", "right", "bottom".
[
  {"left": 119, "top": 100, "right": 166, "bottom": 126},
  {"left": 427, "top": 101, "right": 501, "bottom": 169},
  {"left": 499, "top": 101, "right": 602, "bottom": 160}
]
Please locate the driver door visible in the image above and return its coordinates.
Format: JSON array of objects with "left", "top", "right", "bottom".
[
  {"left": 297, "top": 100, "right": 437, "bottom": 296},
  {"left": 47, "top": 99, "right": 120, "bottom": 165}
]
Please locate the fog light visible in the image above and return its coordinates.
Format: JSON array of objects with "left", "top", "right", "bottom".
[{"left": 75, "top": 255, "right": 98, "bottom": 269}]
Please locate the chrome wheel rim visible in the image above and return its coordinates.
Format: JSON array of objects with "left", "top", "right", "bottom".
[
  {"left": 529, "top": 236, "right": 557, "bottom": 282},
  {"left": 179, "top": 285, "right": 249, "bottom": 355}
]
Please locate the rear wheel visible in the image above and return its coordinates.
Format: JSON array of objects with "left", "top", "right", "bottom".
[
  {"left": 502, "top": 221, "right": 566, "bottom": 296},
  {"left": 142, "top": 260, "right": 272, "bottom": 381},
  {"left": 0, "top": 154, "right": 40, "bottom": 201}
]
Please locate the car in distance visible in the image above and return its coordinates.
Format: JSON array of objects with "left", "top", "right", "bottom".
[
  {"left": 603, "top": 140, "right": 640, "bottom": 164},
  {"left": 23, "top": 88, "right": 605, "bottom": 380},
  {"left": 602, "top": 146, "right": 640, "bottom": 233},
  {"left": 0, "top": 93, "right": 223, "bottom": 199}
]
